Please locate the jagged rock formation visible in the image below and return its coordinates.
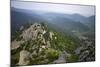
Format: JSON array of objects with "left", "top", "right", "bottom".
[
  {"left": 18, "top": 50, "right": 30, "bottom": 65},
  {"left": 75, "top": 34, "right": 95, "bottom": 62},
  {"left": 78, "top": 41, "right": 95, "bottom": 62},
  {"left": 11, "top": 23, "right": 62, "bottom": 65}
]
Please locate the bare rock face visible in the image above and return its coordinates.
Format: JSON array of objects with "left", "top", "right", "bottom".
[
  {"left": 18, "top": 50, "right": 30, "bottom": 65},
  {"left": 11, "top": 40, "right": 24, "bottom": 50},
  {"left": 20, "top": 23, "right": 44, "bottom": 41},
  {"left": 11, "top": 40, "right": 20, "bottom": 50},
  {"left": 52, "top": 51, "right": 71, "bottom": 64},
  {"left": 49, "top": 31, "right": 54, "bottom": 40}
]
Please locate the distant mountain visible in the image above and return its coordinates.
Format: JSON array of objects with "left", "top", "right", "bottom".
[
  {"left": 40, "top": 12, "right": 89, "bottom": 33},
  {"left": 86, "top": 16, "right": 95, "bottom": 32},
  {"left": 86, "top": 16, "right": 95, "bottom": 26},
  {"left": 66, "top": 14, "right": 87, "bottom": 23},
  {"left": 11, "top": 7, "right": 46, "bottom": 33},
  {"left": 41, "top": 12, "right": 87, "bottom": 22},
  {"left": 11, "top": 7, "right": 92, "bottom": 34}
]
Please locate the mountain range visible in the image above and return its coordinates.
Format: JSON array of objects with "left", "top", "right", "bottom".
[{"left": 11, "top": 7, "right": 95, "bottom": 35}]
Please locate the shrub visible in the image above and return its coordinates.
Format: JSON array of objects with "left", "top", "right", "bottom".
[{"left": 45, "top": 48, "right": 59, "bottom": 61}]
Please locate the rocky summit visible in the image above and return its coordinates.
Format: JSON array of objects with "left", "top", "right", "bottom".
[{"left": 11, "top": 23, "right": 71, "bottom": 65}]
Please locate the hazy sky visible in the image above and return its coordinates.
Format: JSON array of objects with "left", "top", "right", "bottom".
[{"left": 11, "top": 1, "right": 95, "bottom": 17}]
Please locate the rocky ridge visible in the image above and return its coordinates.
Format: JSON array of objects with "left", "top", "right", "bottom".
[{"left": 11, "top": 23, "right": 72, "bottom": 65}]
